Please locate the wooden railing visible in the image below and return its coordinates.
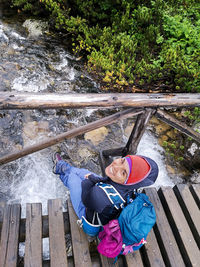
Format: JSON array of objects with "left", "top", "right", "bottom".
[{"left": 0, "top": 92, "right": 200, "bottom": 166}]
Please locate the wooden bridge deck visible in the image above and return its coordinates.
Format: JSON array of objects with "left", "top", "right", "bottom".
[{"left": 0, "top": 184, "right": 199, "bottom": 267}]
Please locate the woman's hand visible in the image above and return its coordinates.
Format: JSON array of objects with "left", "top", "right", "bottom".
[{"left": 84, "top": 173, "right": 91, "bottom": 179}]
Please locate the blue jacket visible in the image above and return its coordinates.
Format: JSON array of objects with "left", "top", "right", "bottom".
[{"left": 81, "top": 156, "right": 158, "bottom": 225}]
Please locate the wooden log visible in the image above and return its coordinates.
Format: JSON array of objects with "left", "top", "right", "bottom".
[
  {"left": 0, "top": 211, "right": 70, "bottom": 242},
  {"left": 0, "top": 108, "right": 142, "bottom": 165},
  {"left": 159, "top": 187, "right": 200, "bottom": 266},
  {"left": 48, "top": 199, "right": 68, "bottom": 267},
  {"left": 0, "top": 92, "right": 200, "bottom": 109},
  {"left": 0, "top": 204, "right": 21, "bottom": 267},
  {"left": 68, "top": 199, "right": 92, "bottom": 267},
  {"left": 155, "top": 109, "right": 200, "bottom": 143},
  {"left": 123, "top": 108, "right": 155, "bottom": 155},
  {"left": 24, "top": 203, "right": 42, "bottom": 267}
]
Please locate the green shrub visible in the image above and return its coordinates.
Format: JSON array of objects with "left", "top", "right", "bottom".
[{"left": 10, "top": 0, "right": 200, "bottom": 92}]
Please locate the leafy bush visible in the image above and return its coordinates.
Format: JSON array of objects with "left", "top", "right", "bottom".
[{"left": 10, "top": 0, "right": 200, "bottom": 92}]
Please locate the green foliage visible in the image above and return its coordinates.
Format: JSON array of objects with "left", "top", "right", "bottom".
[
  {"left": 160, "top": 106, "right": 199, "bottom": 165},
  {"left": 184, "top": 107, "right": 200, "bottom": 124},
  {"left": 10, "top": 0, "right": 200, "bottom": 92},
  {"left": 11, "top": 0, "right": 44, "bottom": 15}
]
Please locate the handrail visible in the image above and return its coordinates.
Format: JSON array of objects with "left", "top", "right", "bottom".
[
  {"left": 0, "top": 108, "right": 143, "bottom": 165},
  {"left": 0, "top": 92, "right": 200, "bottom": 109}
]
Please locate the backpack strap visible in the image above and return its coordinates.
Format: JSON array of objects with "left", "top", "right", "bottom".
[{"left": 97, "top": 183, "right": 126, "bottom": 210}]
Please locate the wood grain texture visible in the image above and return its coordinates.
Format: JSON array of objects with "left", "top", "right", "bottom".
[
  {"left": 48, "top": 199, "right": 68, "bottom": 267},
  {"left": 0, "top": 92, "right": 199, "bottom": 109},
  {"left": 145, "top": 188, "right": 185, "bottom": 267},
  {"left": 160, "top": 187, "right": 200, "bottom": 267},
  {"left": 0, "top": 204, "right": 21, "bottom": 267},
  {"left": 68, "top": 199, "right": 92, "bottom": 267},
  {"left": 24, "top": 203, "right": 42, "bottom": 267}
]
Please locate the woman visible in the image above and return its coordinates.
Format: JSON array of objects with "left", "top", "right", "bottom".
[{"left": 53, "top": 153, "right": 158, "bottom": 234}]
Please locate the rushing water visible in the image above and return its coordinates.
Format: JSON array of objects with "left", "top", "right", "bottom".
[
  {"left": 0, "top": 9, "right": 180, "bottom": 262},
  {"left": 0, "top": 12, "right": 177, "bottom": 218}
]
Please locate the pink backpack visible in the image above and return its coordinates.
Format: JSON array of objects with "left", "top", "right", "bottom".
[{"left": 97, "top": 220, "right": 123, "bottom": 258}]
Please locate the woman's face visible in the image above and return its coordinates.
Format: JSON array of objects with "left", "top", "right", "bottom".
[{"left": 105, "top": 157, "right": 129, "bottom": 184}]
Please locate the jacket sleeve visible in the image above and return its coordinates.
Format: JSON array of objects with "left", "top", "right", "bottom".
[
  {"left": 87, "top": 174, "right": 108, "bottom": 184},
  {"left": 81, "top": 178, "right": 110, "bottom": 213}
]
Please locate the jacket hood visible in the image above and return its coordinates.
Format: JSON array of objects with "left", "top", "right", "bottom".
[{"left": 107, "top": 156, "right": 158, "bottom": 197}]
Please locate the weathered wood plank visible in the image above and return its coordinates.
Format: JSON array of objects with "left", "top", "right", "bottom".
[
  {"left": 0, "top": 201, "right": 5, "bottom": 239},
  {"left": 0, "top": 204, "right": 21, "bottom": 267},
  {"left": 48, "top": 199, "right": 68, "bottom": 267},
  {"left": 0, "top": 108, "right": 142, "bottom": 166},
  {"left": 0, "top": 211, "right": 70, "bottom": 243},
  {"left": 174, "top": 184, "right": 200, "bottom": 248},
  {"left": 125, "top": 250, "right": 144, "bottom": 266},
  {"left": 190, "top": 184, "right": 200, "bottom": 208},
  {"left": 143, "top": 228, "right": 165, "bottom": 267},
  {"left": 145, "top": 188, "right": 185, "bottom": 267},
  {"left": 24, "top": 203, "right": 42, "bottom": 267},
  {"left": 156, "top": 109, "right": 200, "bottom": 143},
  {"left": 0, "top": 92, "right": 200, "bottom": 109},
  {"left": 67, "top": 199, "right": 92, "bottom": 267},
  {"left": 99, "top": 253, "right": 119, "bottom": 267},
  {"left": 159, "top": 187, "right": 200, "bottom": 267}
]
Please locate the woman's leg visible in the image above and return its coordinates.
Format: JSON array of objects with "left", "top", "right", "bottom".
[{"left": 55, "top": 160, "right": 91, "bottom": 219}]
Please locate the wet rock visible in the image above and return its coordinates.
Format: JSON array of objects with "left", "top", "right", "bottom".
[
  {"left": 158, "top": 135, "right": 168, "bottom": 146},
  {"left": 188, "top": 143, "right": 198, "bottom": 156},
  {"left": 166, "top": 164, "right": 176, "bottom": 175},
  {"left": 166, "top": 129, "right": 177, "bottom": 139},
  {"left": 190, "top": 172, "right": 200, "bottom": 184},
  {"left": 23, "top": 19, "right": 49, "bottom": 38},
  {"left": 78, "top": 145, "right": 97, "bottom": 161},
  {"left": 84, "top": 127, "right": 109, "bottom": 145},
  {"left": 7, "top": 47, "right": 15, "bottom": 55},
  {"left": 23, "top": 121, "right": 49, "bottom": 144},
  {"left": 15, "top": 144, "right": 23, "bottom": 151},
  {"left": 155, "top": 123, "right": 171, "bottom": 135},
  {"left": 150, "top": 117, "right": 160, "bottom": 125},
  {"left": 124, "top": 124, "right": 134, "bottom": 138}
]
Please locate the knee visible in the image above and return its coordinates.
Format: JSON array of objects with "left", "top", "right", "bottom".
[{"left": 56, "top": 160, "right": 71, "bottom": 175}]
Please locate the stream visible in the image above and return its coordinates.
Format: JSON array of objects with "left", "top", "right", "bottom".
[{"left": 0, "top": 7, "right": 180, "bottom": 261}]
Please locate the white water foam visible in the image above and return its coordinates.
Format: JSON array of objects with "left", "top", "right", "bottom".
[
  {"left": 12, "top": 73, "right": 52, "bottom": 92},
  {"left": 137, "top": 131, "right": 174, "bottom": 187},
  {"left": 8, "top": 152, "right": 69, "bottom": 217}
]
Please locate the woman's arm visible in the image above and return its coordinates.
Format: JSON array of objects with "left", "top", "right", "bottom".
[{"left": 81, "top": 177, "right": 110, "bottom": 213}]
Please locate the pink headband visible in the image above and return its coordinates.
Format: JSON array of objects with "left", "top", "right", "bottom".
[{"left": 124, "top": 157, "right": 132, "bottom": 184}]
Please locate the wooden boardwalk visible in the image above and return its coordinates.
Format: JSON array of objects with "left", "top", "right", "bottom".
[{"left": 0, "top": 184, "right": 199, "bottom": 267}]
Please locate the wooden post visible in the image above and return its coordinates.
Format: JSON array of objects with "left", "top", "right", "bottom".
[
  {"left": 99, "top": 109, "right": 154, "bottom": 174},
  {"left": 122, "top": 108, "right": 155, "bottom": 156},
  {"left": 0, "top": 108, "right": 143, "bottom": 165}
]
